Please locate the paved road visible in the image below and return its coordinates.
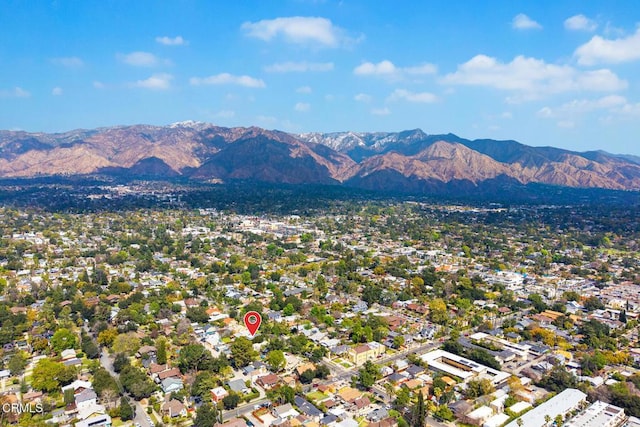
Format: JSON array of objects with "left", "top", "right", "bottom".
[
  {"left": 222, "top": 397, "right": 271, "bottom": 421},
  {"left": 100, "top": 348, "right": 152, "bottom": 427},
  {"left": 320, "top": 340, "right": 442, "bottom": 383}
]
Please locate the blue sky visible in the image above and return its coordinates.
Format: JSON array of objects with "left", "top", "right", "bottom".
[{"left": 2, "top": 1, "right": 640, "bottom": 154}]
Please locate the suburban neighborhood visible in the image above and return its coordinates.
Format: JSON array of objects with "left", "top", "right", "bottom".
[{"left": 0, "top": 201, "right": 639, "bottom": 427}]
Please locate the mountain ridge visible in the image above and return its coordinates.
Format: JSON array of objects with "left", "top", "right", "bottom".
[{"left": 1, "top": 123, "right": 639, "bottom": 194}]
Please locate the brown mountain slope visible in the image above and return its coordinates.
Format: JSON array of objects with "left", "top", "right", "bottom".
[
  {"left": 0, "top": 124, "right": 639, "bottom": 192},
  {"left": 354, "top": 141, "right": 515, "bottom": 184}
]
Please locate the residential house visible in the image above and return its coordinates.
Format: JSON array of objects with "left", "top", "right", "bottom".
[
  {"left": 274, "top": 403, "right": 300, "bottom": 420},
  {"left": 161, "top": 377, "right": 184, "bottom": 394},
  {"left": 256, "top": 373, "right": 280, "bottom": 390},
  {"left": 75, "top": 389, "right": 98, "bottom": 410},
  {"left": 347, "top": 342, "right": 386, "bottom": 366},
  {"left": 211, "top": 386, "right": 229, "bottom": 402},
  {"left": 156, "top": 367, "right": 181, "bottom": 382},
  {"left": 294, "top": 396, "right": 323, "bottom": 421},
  {"left": 228, "top": 378, "right": 250, "bottom": 394},
  {"left": 367, "top": 418, "right": 398, "bottom": 427},
  {"left": 223, "top": 418, "right": 248, "bottom": 427},
  {"left": 162, "top": 398, "right": 187, "bottom": 418}
]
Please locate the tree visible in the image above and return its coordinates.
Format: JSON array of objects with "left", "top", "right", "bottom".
[
  {"left": 97, "top": 328, "right": 118, "bottom": 347},
  {"left": 120, "top": 365, "right": 156, "bottom": 400},
  {"left": 300, "top": 369, "right": 317, "bottom": 384},
  {"left": 222, "top": 393, "right": 241, "bottom": 410},
  {"left": 113, "top": 353, "right": 130, "bottom": 373},
  {"left": 7, "top": 352, "right": 27, "bottom": 376},
  {"left": 537, "top": 365, "right": 577, "bottom": 392},
  {"left": 268, "top": 385, "right": 295, "bottom": 404},
  {"left": 266, "top": 350, "right": 286, "bottom": 373},
  {"left": 230, "top": 337, "right": 257, "bottom": 368},
  {"left": 92, "top": 368, "right": 119, "bottom": 395},
  {"left": 156, "top": 337, "right": 167, "bottom": 365},
  {"left": 64, "top": 388, "right": 75, "bottom": 405},
  {"left": 194, "top": 403, "right": 222, "bottom": 427},
  {"left": 434, "top": 405, "right": 454, "bottom": 422},
  {"left": 51, "top": 328, "right": 77, "bottom": 352},
  {"left": 187, "top": 306, "right": 209, "bottom": 323},
  {"left": 81, "top": 335, "right": 100, "bottom": 359},
  {"left": 192, "top": 372, "right": 218, "bottom": 399},
  {"left": 584, "top": 296, "right": 605, "bottom": 312},
  {"left": 32, "top": 359, "right": 65, "bottom": 392},
  {"left": 393, "top": 335, "right": 405, "bottom": 349},
  {"left": 464, "top": 378, "right": 495, "bottom": 398},
  {"left": 554, "top": 414, "right": 563, "bottom": 426},
  {"left": 429, "top": 299, "right": 448, "bottom": 324},
  {"left": 619, "top": 310, "right": 627, "bottom": 323},
  {"left": 120, "top": 398, "right": 134, "bottom": 421},
  {"left": 112, "top": 333, "right": 141, "bottom": 356},
  {"left": 178, "top": 344, "right": 213, "bottom": 374},
  {"left": 315, "top": 364, "right": 330, "bottom": 379},
  {"left": 357, "top": 361, "right": 380, "bottom": 388},
  {"left": 101, "top": 388, "right": 119, "bottom": 410},
  {"left": 412, "top": 391, "right": 426, "bottom": 427}
]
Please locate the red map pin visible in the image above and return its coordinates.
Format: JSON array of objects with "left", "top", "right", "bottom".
[{"left": 244, "top": 311, "right": 262, "bottom": 337}]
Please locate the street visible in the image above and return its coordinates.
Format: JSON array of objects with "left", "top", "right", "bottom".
[
  {"left": 100, "top": 348, "right": 153, "bottom": 427},
  {"left": 222, "top": 397, "right": 271, "bottom": 421}
]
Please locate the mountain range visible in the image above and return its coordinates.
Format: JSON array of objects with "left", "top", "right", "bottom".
[{"left": 1, "top": 121, "right": 639, "bottom": 194}]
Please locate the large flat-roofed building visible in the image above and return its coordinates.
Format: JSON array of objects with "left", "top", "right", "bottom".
[
  {"left": 419, "top": 349, "right": 510, "bottom": 386},
  {"left": 565, "top": 401, "right": 626, "bottom": 427},
  {"left": 505, "top": 388, "right": 587, "bottom": 427}
]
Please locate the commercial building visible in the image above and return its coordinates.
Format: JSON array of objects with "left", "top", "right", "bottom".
[
  {"left": 565, "top": 401, "right": 626, "bottom": 427},
  {"left": 505, "top": 389, "right": 587, "bottom": 427}
]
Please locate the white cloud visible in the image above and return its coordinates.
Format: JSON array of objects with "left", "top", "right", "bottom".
[
  {"left": 354, "top": 93, "right": 372, "bottom": 103},
  {"left": 512, "top": 13, "right": 542, "bottom": 30},
  {"left": 354, "top": 60, "right": 436, "bottom": 80},
  {"left": 442, "top": 54, "right": 627, "bottom": 100},
  {"left": 265, "top": 61, "right": 334, "bottom": 72},
  {"left": 155, "top": 35, "right": 187, "bottom": 46},
  {"left": 93, "top": 81, "right": 105, "bottom": 89},
  {"left": 564, "top": 14, "right": 597, "bottom": 32},
  {"left": 190, "top": 73, "right": 266, "bottom": 88},
  {"left": 119, "top": 51, "right": 159, "bottom": 67},
  {"left": 387, "top": 89, "right": 437, "bottom": 103},
  {"left": 294, "top": 102, "right": 310, "bottom": 112},
  {"left": 131, "top": 73, "right": 173, "bottom": 90},
  {"left": 0, "top": 87, "right": 30, "bottom": 98},
  {"left": 52, "top": 87, "right": 63, "bottom": 96},
  {"left": 565, "top": 95, "right": 626, "bottom": 112},
  {"left": 296, "top": 86, "right": 312, "bottom": 94},
  {"left": 537, "top": 107, "right": 553, "bottom": 118},
  {"left": 618, "top": 102, "right": 640, "bottom": 116},
  {"left": 51, "top": 56, "right": 84, "bottom": 67},
  {"left": 538, "top": 95, "right": 627, "bottom": 118},
  {"left": 241, "top": 16, "right": 357, "bottom": 47},
  {"left": 354, "top": 60, "right": 396, "bottom": 76},
  {"left": 371, "top": 107, "right": 391, "bottom": 116},
  {"left": 574, "top": 28, "right": 640, "bottom": 65}
]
